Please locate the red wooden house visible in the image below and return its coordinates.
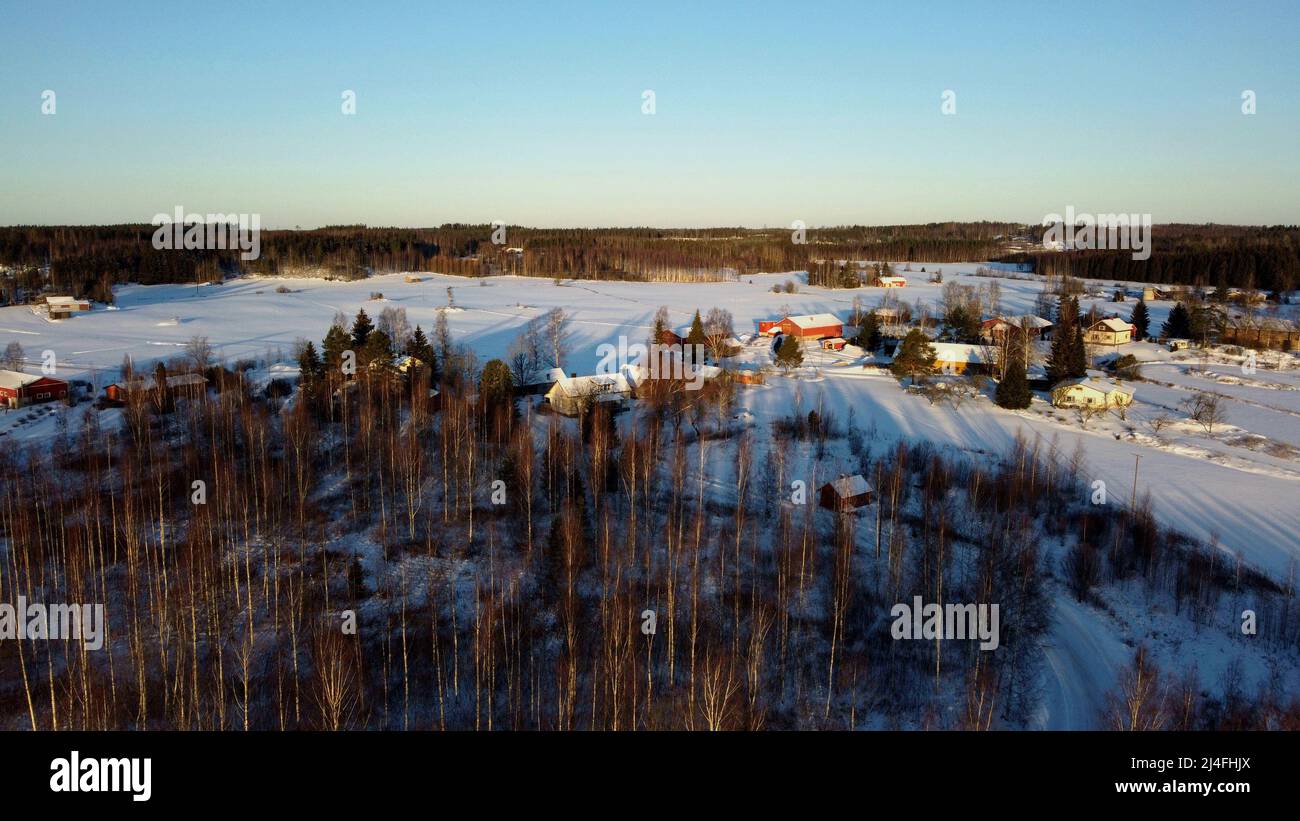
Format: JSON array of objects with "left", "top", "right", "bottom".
[
  {"left": 0, "top": 370, "right": 69, "bottom": 408},
  {"left": 757, "top": 313, "right": 843, "bottom": 340}
]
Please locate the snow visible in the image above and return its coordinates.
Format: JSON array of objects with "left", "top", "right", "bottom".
[{"left": 0, "top": 264, "right": 1296, "bottom": 581}]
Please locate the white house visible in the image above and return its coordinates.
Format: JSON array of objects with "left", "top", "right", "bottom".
[
  {"left": 1050, "top": 377, "right": 1134, "bottom": 409},
  {"left": 545, "top": 371, "right": 636, "bottom": 416}
]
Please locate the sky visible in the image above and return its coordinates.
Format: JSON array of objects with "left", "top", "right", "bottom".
[{"left": 1, "top": 0, "right": 1297, "bottom": 228}]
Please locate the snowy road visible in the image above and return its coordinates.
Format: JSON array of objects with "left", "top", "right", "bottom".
[{"left": 1034, "top": 593, "right": 1130, "bottom": 730}]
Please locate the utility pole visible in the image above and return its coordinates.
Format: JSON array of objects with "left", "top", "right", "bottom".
[{"left": 1130, "top": 453, "right": 1142, "bottom": 510}]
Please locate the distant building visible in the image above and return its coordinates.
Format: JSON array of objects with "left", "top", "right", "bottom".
[
  {"left": 44, "top": 295, "right": 91, "bottom": 319},
  {"left": 872, "top": 275, "right": 907, "bottom": 288},
  {"left": 819, "top": 337, "right": 847, "bottom": 351},
  {"left": 0, "top": 370, "right": 68, "bottom": 408},
  {"left": 391, "top": 355, "right": 425, "bottom": 373},
  {"left": 980, "top": 315, "right": 1054, "bottom": 342},
  {"left": 1082, "top": 317, "right": 1134, "bottom": 346},
  {"left": 105, "top": 373, "right": 208, "bottom": 403},
  {"left": 758, "top": 313, "right": 843, "bottom": 340},
  {"left": 1050, "top": 377, "right": 1134, "bottom": 409},
  {"left": 819, "top": 474, "right": 874, "bottom": 511}
]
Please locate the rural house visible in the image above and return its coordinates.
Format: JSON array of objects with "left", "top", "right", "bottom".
[
  {"left": 545, "top": 371, "right": 636, "bottom": 416},
  {"left": 105, "top": 373, "right": 208, "bottom": 403},
  {"left": 930, "top": 342, "right": 994, "bottom": 375},
  {"left": 758, "top": 313, "right": 843, "bottom": 340},
  {"left": 44, "top": 295, "right": 92, "bottom": 319},
  {"left": 819, "top": 474, "right": 874, "bottom": 511},
  {"left": 980, "top": 315, "right": 1054, "bottom": 342},
  {"left": 871, "top": 274, "right": 907, "bottom": 288},
  {"left": 0, "top": 370, "right": 69, "bottom": 408},
  {"left": 1050, "top": 377, "right": 1134, "bottom": 409},
  {"left": 1083, "top": 317, "right": 1134, "bottom": 346}
]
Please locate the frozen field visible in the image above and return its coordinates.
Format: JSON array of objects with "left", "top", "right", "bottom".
[{"left": 2, "top": 263, "right": 1298, "bottom": 583}]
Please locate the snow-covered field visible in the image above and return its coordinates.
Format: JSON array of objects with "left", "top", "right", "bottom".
[
  {"left": 2, "top": 264, "right": 1297, "bottom": 580},
  {"left": 3, "top": 262, "right": 1297, "bottom": 729}
]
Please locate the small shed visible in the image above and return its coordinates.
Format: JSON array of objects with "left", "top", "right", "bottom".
[{"left": 819, "top": 474, "right": 874, "bottom": 512}]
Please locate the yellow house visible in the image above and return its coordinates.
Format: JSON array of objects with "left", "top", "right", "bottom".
[
  {"left": 929, "top": 342, "right": 993, "bottom": 375},
  {"left": 1051, "top": 377, "right": 1134, "bottom": 409},
  {"left": 1083, "top": 317, "right": 1134, "bottom": 345}
]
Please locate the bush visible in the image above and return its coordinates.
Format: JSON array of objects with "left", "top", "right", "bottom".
[{"left": 1113, "top": 354, "right": 1141, "bottom": 379}]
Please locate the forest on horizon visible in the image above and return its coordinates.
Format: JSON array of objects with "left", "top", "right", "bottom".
[{"left": 0, "top": 222, "right": 1295, "bottom": 304}]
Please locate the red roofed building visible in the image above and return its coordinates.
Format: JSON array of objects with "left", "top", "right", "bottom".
[
  {"left": 757, "top": 313, "right": 843, "bottom": 340},
  {"left": 0, "top": 370, "right": 69, "bottom": 408}
]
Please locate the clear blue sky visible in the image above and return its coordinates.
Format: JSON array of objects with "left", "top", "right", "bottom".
[{"left": 1, "top": 0, "right": 1296, "bottom": 228}]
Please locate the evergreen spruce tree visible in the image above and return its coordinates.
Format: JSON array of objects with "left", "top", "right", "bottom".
[
  {"left": 296, "top": 341, "right": 323, "bottom": 404},
  {"left": 854, "top": 311, "right": 881, "bottom": 351},
  {"left": 775, "top": 334, "right": 803, "bottom": 370},
  {"left": 322, "top": 323, "right": 352, "bottom": 372},
  {"left": 297, "top": 341, "right": 323, "bottom": 382},
  {"left": 1047, "top": 296, "right": 1077, "bottom": 383},
  {"left": 1162, "top": 302, "right": 1192, "bottom": 339},
  {"left": 360, "top": 328, "right": 392, "bottom": 366},
  {"left": 405, "top": 325, "right": 435, "bottom": 365},
  {"left": 995, "top": 347, "right": 1032, "bottom": 409},
  {"left": 351, "top": 308, "right": 374, "bottom": 349},
  {"left": 889, "top": 328, "right": 936, "bottom": 384},
  {"left": 479, "top": 358, "right": 515, "bottom": 410},
  {"left": 1129, "top": 299, "right": 1150, "bottom": 340},
  {"left": 1069, "top": 302, "right": 1089, "bottom": 377},
  {"left": 685, "top": 309, "right": 706, "bottom": 363}
]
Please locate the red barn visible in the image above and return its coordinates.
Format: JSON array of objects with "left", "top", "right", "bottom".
[
  {"left": 758, "top": 313, "right": 842, "bottom": 340},
  {"left": 0, "top": 370, "right": 69, "bottom": 408}
]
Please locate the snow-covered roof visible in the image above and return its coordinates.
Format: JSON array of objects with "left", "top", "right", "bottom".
[
  {"left": 786, "top": 313, "right": 841, "bottom": 329},
  {"left": 544, "top": 367, "right": 566, "bottom": 383},
  {"left": 0, "top": 370, "right": 41, "bottom": 390},
  {"left": 114, "top": 373, "right": 208, "bottom": 391},
  {"left": 824, "top": 474, "right": 873, "bottom": 498},
  {"left": 1091, "top": 317, "right": 1132, "bottom": 332},
  {"left": 622, "top": 358, "right": 720, "bottom": 387},
  {"left": 45, "top": 295, "right": 87, "bottom": 306},
  {"left": 877, "top": 276, "right": 907, "bottom": 284},
  {"left": 1055, "top": 376, "right": 1133, "bottom": 396},
  {"left": 552, "top": 372, "right": 634, "bottom": 399},
  {"left": 1018, "top": 314, "right": 1053, "bottom": 328},
  {"left": 930, "top": 343, "right": 991, "bottom": 363},
  {"left": 985, "top": 314, "right": 1052, "bottom": 329}
]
